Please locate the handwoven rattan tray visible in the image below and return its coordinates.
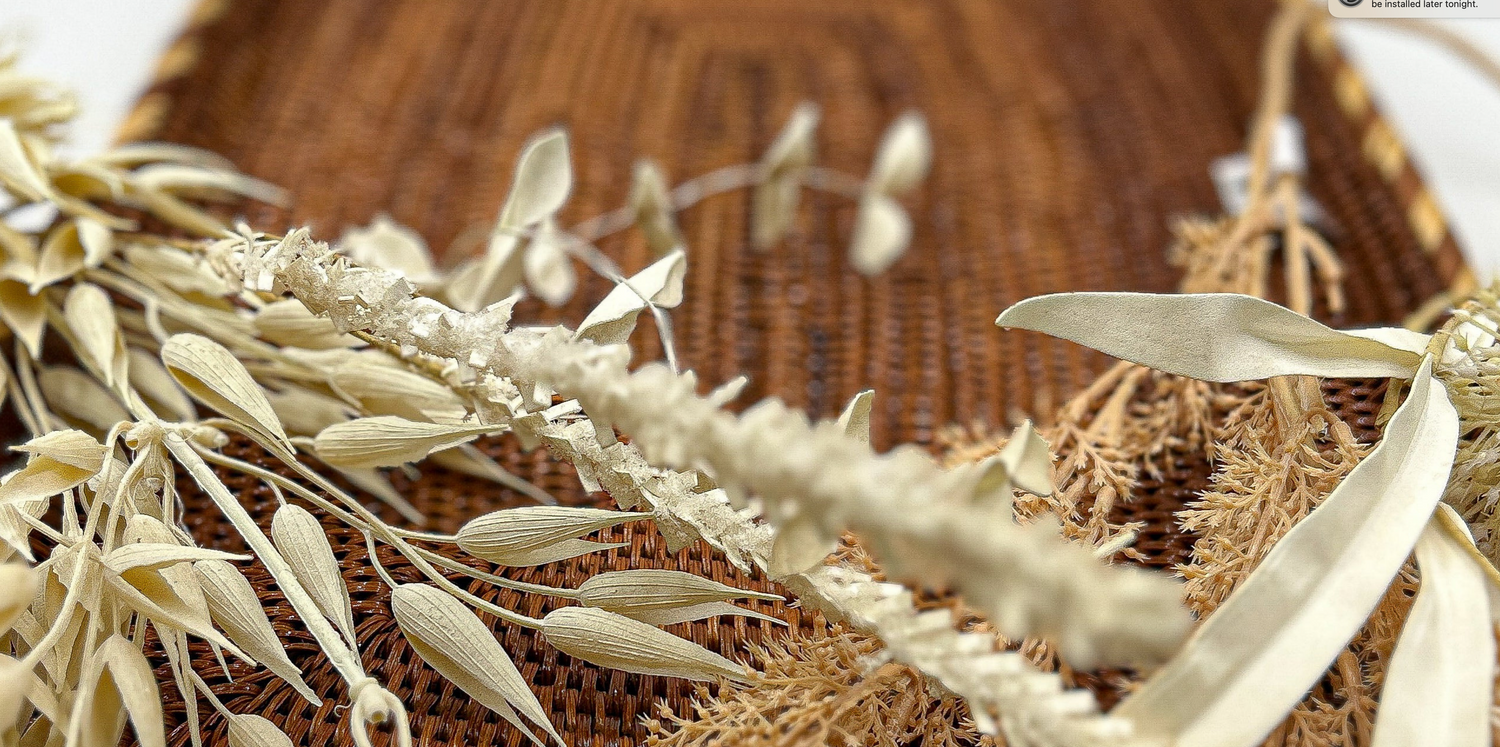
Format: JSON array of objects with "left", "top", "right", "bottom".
[{"left": 112, "top": 1, "right": 1469, "bottom": 745}]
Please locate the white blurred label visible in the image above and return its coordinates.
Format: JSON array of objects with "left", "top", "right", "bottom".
[{"left": 1331, "top": 0, "right": 1500, "bottom": 17}]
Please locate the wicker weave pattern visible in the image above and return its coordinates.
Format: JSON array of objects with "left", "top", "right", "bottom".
[{"left": 121, "top": 1, "right": 1463, "bottom": 745}]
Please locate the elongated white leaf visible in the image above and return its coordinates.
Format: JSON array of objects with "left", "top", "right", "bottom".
[
  {"left": 867, "top": 111, "right": 931, "bottom": 196},
  {"left": 576, "top": 569, "right": 780, "bottom": 615},
  {"left": 0, "top": 455, "right": 97, "bottom": 509},
  {"left": 313, "top": 416, "right": 496, "bottom": 469},
  {"left": 836, "top": 390, "right": 874, "bottom": 443},
  {"left": 226, "top": 715, "right": 295, "bottom": 747},
  {"left": 998, "top": 420, "right": 1052, "bottom": 496},
  {"left": 338, "top": 215, "right": 436, "bottom": 284},
  {"left": 390, "top": 584, "right": 561, "bottom": 745},
  {"left": 196, "top": 560, "right": 321, "bottom": 706},
  {"left": 997, "top": 293, "right": 1422, "bottom": 381},
  {"left": 542, "top": 607, "right": 748, "bottom": 682},
  {"left": 0, "top": 564, "right": 37, "bottom": 635},
  {"left": 64, "top": 283, "right": 123, "bottom": 386},
  {"left": 254, "top": 299, "right": 362, "bottom": 350},
  {"left": 270, "top": 504, "right": 357, "bottom": 644},
  {"left": 751, "top": 103, "right": 818, "bottom": 249},
  {"left": 92, "top": 635, "right": 166, "bottom": 747},
  {"left": 162, "top": 334, "right": 291, "bottom": 449},
  {"left": 127, "top": 348, "right": 197, "bottom": 421},
  {"left": 0, "top": 280, "right": 45, "bottom": 357},
  {"left": 103, "top": 543, "right": 248, "bottom": 575},
  {"left": 456, "top": 506, "right": 633, "bottom": 567},
  {"left": 14, "top": 429, "right": 106, "bottom": 472},
  {"left": 130, "top": 164, "right": 286, "bottom": 205},
  {"left": 498, "top": 129, "right": 571, "bottom": 230},
  {"left": 574, "top": 250, "right": 686, "bottom": 346},
  {"left": 1116, "top": 357, "right": 1458, "bottom": 747},
  {"left": 1371, "top": 504, "right": 1493, "bottom": 747},
  {"left": 848, "top": 194, "right": 911, "bottom": 276},
  {"left": 0, "top": 120, "right": 51, "bottom": 200}
]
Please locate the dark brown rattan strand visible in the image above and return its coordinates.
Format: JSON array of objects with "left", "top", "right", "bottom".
[{"left": 108, "top": 1, "right": 1466, "bottom": 745}]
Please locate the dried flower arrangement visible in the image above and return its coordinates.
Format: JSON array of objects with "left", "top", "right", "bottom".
[{"left": 2, "top": 1, "right": 1496, "bottom": 746}]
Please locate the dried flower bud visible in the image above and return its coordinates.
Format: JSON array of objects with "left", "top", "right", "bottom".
[
  {"left": 390, "top": 584, "right": 561, "bottom": 745},
  {"left": 162, "top": 334, "right": 291, "bottom": 450},
  {"left": 271, "top": 504, "right": 357, "bottom": 644},
  {"left": 456, "top": 506, "right": 633, "bottom": 567},
  {"left": 312, "top": 416, "right": 495, "bottom": 470},
  {"left": 576, "top": 569, "right": 780, "bottom": 615},
  {"left": 541, "top": 606, "right": 749, "bottom": 682}
]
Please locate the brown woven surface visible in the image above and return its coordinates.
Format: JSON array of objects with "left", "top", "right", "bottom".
[{"left": 117, "top": 1, "right": 1465, "bottom": 745}]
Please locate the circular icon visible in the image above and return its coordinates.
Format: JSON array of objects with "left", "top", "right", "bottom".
[{"left": 1340, "top": 0, "right": 1362, "bottom": 6}]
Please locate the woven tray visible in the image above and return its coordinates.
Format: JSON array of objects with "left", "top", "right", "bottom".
[{"left": 114, "top": 1, "right": 1469, "bottom": 745}]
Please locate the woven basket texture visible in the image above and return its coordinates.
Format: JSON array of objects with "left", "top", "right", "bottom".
[{"left": 102, "top": 0, "right": 1468, "bottom": 745}]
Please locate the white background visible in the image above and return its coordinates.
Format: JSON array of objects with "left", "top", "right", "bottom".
[{"left": 3, "top": 2, "right": 1499, "bottom": 276}]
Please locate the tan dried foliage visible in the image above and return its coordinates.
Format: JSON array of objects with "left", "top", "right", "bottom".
[{"left": 644, "top": 627, "right": 992, "bottom": 747}]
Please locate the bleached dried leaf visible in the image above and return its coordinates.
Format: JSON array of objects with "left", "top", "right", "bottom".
[
  {"left": 15, "top": 429, "right": 105, "bottom": 472},
  {"left": 338, "top": 215, "right": 436, "bottom": 284},
  {"left": 498, "top": 128, "right": 572, "bottom": 230},
  {"left": 226, "top": 715, "right": 295, "bottom": 747},
  {"left": 76, "top": 217, "right": 112, "bottom": 266},
  {"left": 836, "top": 390, "right": 874, "bottom": 443},
  {"left": 1371, "top": 504, "right": 1493, "bottom": 747},
  {"left": 266, "top": 387, "right": 353, "bottom": 436},
  {"left": 122, "top": 243, "right": 231, "bottom": 296},
  {"left": 131, "top": 163, "right": 286, "bottom": 205},
  {"left": 848, "top": 194, "right": 911, "bottom": 276},
  {"left": 456, "top": 506, "right": 633, "bottom": 567},
  {"left": 196, "top": 560, "right": 321, "bottom": 705},
  {"left": 629, "top": 160, "right": 682, "bottom": 256},
  {"left": 32, "top": 220, "right": 90, "bottom": 292},
  {"left": 766, "top": 513, "right": 838, "bottom": 578},
  {"left": 522, "top": 221, "right": 577, "bottom": 307},
  {"left": 162, "top": 334, "right": 291, "bottom": 449},
  {"left": 0, "top": 564, "right": 37, "bottom": 635},
  {"left": 868, "top": 111, "right": 931, "bottom": 196},
  {"left": 0, "top": 655, "right": 29, "bottom": 732},
  {"left": 576, "top": 569, "right": 780, "bottom": 618},
  {"left": 254, "top": 299, "right": 363, "bottom": 350},
  {"left": 1117, "top": 357, "right": 1457, "bottom": 747},
  {"left": 391, "top": 584, "right": 561, "bottom": 745},
  {"left": 39, "top": 366, "right": 130, "bottom": 433},
  {"left": 127, "top": 348, "right": 196, "bottom": 421},
  {"left": 313, "top": 416, "right": 496, "bottom": 470},
  {"left": 614, "top": 601, "right": 782, "bottom": 627},
  {"left": 541, "top": 607, "right": 748, "bottom": 682},
  {"left": 442, "top": 236, "right": 524, "bottom": 313},
  {"left": 997, "top": 420, "right": 1052, "bottom": 497},
  {"left": 64, "top": 283, "right": 124, "bottom": 387},
  {"left": 0, "top": 119, "right": 51, "bottom": 200},
  {"left": 330, "top": 358, "right": 466, "bottom": 423},
  {"left": 103, "top": 543, "right": 248, "bottom": 575},
  {"left": 0, "top": 453, "right": 97, "bottom": 509},
  {"left": 752, "top": 103, "right": 818, "bottom": 249},
  {"left": 574, "top": 249, "right": 686, "bottom": 346},
  {"left": 270, "top": 503, "right": 357, "bottom": 644},
  {"left": 997, "top": 292, "right": 1423, "bottom": 381},
  {"left": 0, "top": 280, "right": 44, "bottom": 357},
  {"left": 97, "top": 142, "right": 235, "bottom": 169},
  {"left": 90, "top": 635, "right": 166, "bottom": 747}
]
